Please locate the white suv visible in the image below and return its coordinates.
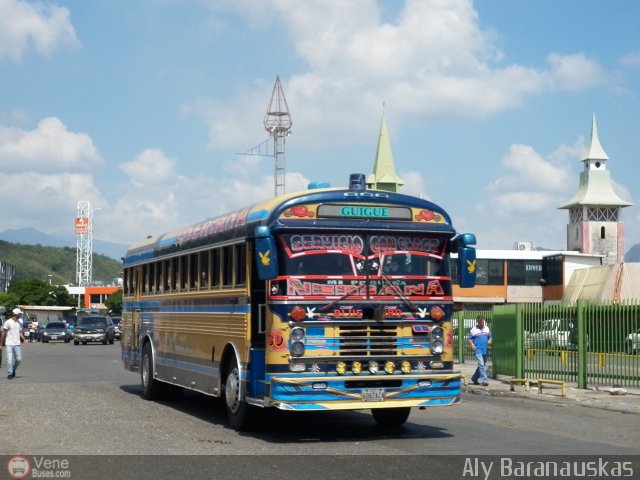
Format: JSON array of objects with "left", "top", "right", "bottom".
[{"left": 528, "top": 318, "right": 574, "bottom": 349}]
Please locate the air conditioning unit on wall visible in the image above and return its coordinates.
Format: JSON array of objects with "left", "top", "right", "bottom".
[{"left": 514, "top": 241, "right": 533, "bottom": 251}]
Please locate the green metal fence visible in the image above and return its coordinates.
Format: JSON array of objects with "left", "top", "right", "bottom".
[{"left": 488, "top": 301, "right": 640, "bottom": 389}]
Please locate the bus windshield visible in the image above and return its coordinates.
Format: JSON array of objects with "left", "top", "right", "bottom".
[{"left": 278, "top": 233, "right": 450, "bottom": 298}]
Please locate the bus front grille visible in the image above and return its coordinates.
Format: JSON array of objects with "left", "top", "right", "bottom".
[{"left": 338, "top": 325, "right": 397, "bottom": 356}]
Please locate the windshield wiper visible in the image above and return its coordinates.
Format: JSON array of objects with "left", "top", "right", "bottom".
[
  {"left": 378, "top": 273, "right": 419, "bottom": 312},
  {"left": 319, "top": 284, "right": 362, "bottom": 312}
]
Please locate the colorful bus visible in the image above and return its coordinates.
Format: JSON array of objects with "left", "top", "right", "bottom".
[{"left": 121, "top": 173, "right": 477, "bottom": 429}]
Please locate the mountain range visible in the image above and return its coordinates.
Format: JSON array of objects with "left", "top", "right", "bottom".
[
  {"left": 0, "top": 227, "right": 129, "bottom": 261},
  {"left": 1, "top": 227, "right": 639, "bottom": 262}
]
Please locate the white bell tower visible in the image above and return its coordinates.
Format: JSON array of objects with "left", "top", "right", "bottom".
[{"left": 559, "top": 115, "right": 633, "bottom": 264}]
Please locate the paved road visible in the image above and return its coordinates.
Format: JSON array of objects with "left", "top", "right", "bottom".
[{"left": 1, "top": 342, "right": 638, "bottom": 460}]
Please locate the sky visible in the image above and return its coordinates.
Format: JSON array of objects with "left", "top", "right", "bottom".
[{"left": 1, "top": 0, "right": 639, "bottom": 254}]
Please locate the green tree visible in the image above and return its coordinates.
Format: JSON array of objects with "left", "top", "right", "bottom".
[
  {"left": 105, "top": 289, "right": 123, "bottom": 315},
  {"left": 7, "top": 279, "right": 75, "bottom": 307},
  {"left": 0, "top": 291, "right": 21, "bottom": 314}
]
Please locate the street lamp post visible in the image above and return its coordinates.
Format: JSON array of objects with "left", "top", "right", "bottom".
[{"left": 48, "top": 274, "right": 52, "bottom": 286}]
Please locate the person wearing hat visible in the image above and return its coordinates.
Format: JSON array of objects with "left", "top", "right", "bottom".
[{"left": 1, "top": 308, "right": 26, "bottom": 379}]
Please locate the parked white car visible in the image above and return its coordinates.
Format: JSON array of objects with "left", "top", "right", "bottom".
[
  {"left": 527, "top": 318, "right": 574, "bottom": 349},
  {"left": 627, "top": 328, "right": 640, "bottom": 353}
]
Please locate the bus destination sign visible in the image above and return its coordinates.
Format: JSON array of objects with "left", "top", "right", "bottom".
[{"left": 318, "top": 204, "right": 412, "bottom": 220}]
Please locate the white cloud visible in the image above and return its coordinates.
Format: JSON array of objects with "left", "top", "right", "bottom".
[
  {"left": 97, "top": 153, "right": 311, "bottom": 244},
  {"left": 619, "top": 51, "right": 640, "bottom": 68},
  {"left": 0, "top": 171, "right": 106, "bottom": 236},
  {"left": 398, "top": 170, "right": 429, "bottom": 199},
  {"left": 0, "top": 117, "right": 102, "bottom": 172},
  {"left": 0, "top": 0, "right": 79, "bottom": 61},
  {"left": 493, "top": 144, "right": 573, "bottom": 193},
  {"left": 546, "top": 52, "right": 606, "bottom": 91},
  {"left": 194, "top": 0, "right": 607, "bottom": 150},
  {"left": 120, "top": 149, "right": 178, "bottom": 185}
]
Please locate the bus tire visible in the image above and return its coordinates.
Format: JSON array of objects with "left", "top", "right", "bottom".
[
  {"left": 371, "top": 407, "right": 411, "bottom": 428},
  {"left": 141, "top": 343, "right": 162, "bottom": 401},
  {"left": 224, "top": 356, "right": 256, "bottom": 430}
]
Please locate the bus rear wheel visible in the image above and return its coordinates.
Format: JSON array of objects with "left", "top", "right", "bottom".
[
  {"left": 141, "top": 343, "right": 162, "bottom": 401},
  {"left": 224, "top": 357, "right": 256, "bottom": 430},
  {"left": 372, "top": 407, "right": 411, "bottom": 428}
]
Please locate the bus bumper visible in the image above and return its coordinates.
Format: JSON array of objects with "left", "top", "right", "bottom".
[{"left": 267, "top": 372, "right": 462, "bottom": 411}]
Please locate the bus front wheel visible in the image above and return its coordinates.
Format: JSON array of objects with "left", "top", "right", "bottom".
[
  {"left": 224, "top": 357, "right": 256, "bottom": 430},
  {"left": 141, "top": 343, "right": 162, "bottom": 401},
  {"left": 372, "top": 407, "right": 411, "bottom": 428}
]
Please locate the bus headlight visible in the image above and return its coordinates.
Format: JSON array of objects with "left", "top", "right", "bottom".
[
  {"left": 431, "top": 326, "right": 443, "bottom": 339},
  {"left": 290, "top": 341, "right": 305, "bottom": 357},
  {"left": 368, "top": 361, "right": 379, "bottom": 374},
  {"left": 351, "top": 361, "right": 362, "bottom": 374},
  {"left": 290, "top": 327, "right": 305, "bottom": 342},
  {"left": 336, "top": 361, "right": 347, "bottom": 375},
  {"left": 401, "top": 360, "right": 412, "bottom": 373},
  {"left": 384, "top": 361, "right": 395, "bottom": 374},
  {"left": 430, "top": 339, "right": 444, "bottom": 355}
]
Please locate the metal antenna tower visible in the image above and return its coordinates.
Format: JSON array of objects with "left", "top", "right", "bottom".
[
  {"left": 239, "top": 76, "right": 292, "bottom": 197},
  {"left": 75, "top": 201, "right": 93, "bottom": 287},
  {"left": 264, "top": 75, "right": 292, "bottom": 196}
]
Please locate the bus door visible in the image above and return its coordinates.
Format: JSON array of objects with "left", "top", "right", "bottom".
[{"left": 249, "top": 242, "right": 267, "bottom": 398}]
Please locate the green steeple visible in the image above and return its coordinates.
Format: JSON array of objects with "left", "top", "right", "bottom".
[{"left": 366, "top": 112, "right": 404, "bottom": 192}]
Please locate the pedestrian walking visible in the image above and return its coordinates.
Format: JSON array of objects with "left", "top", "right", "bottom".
[
  {"left": 467, "top": 315, "right": 492, "bottom": 386},
  {"left": 1, "top": 308, "right": 26, "bottom": 379}
]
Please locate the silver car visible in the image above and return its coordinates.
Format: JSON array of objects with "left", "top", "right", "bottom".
[{"left": 73, "top": 316, "right": 115, "bottom": 345}]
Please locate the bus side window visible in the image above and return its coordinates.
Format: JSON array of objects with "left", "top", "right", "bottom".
[
  {"left": 222, "top": 246, "right": 233, "bottom": 287},
  {"left": 200, "top": 250, "right": 209, "bottom": 289},
  {"left": 235, "top": 244, "right": 246, "bottom": 286},
  {"left": 189, "top": 253, "right": 198, "bottom": 290},
  {"left": 170, "top": 257, "right": 178, "bottom": 291},
  {"left": 211, "top": 249, "right": 220, "bottom": 288}
]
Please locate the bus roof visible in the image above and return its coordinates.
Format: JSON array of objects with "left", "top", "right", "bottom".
[{"left": 123, "top": 179, "right": 457, "bottom": 266}]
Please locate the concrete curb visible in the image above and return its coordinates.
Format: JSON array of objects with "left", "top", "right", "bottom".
[{"left": 456, "top": 363, "right": 640, "bottom": 415}]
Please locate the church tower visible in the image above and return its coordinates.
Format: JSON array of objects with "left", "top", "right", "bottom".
[
  {"left": 366, "top": 112, "right": 404, "bottom": 192},
  {"left": 559, "top": 115, "right": 633, "bottom": 264}
]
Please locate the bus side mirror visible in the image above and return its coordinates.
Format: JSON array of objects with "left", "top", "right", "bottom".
[
  {"left": 455, "top": 233, "right": 476, "bottom": 288},
  {"left": 255, "top": 227, "right": 279, "bottom": 281},
  {"left": 457, "top": 247, "right": 477, "bottom": 288}
]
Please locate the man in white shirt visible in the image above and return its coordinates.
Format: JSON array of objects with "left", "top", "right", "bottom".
[{"left": 1, "top": 308, "right": 26, "bottom": 379}]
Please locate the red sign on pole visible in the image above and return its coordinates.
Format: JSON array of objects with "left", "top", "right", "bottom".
[{"left": 75, "top": 217, "right": 90, "bottom": 234}]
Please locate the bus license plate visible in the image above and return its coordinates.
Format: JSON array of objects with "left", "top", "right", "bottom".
[{"left": 362, "top": 388, "right": 385, "bottom": 402}]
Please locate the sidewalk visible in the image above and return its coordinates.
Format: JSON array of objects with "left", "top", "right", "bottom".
[{"left": 457, "top": 361, "right": 640, "bottom": 415}]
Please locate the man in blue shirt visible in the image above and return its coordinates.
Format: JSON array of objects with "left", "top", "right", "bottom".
[{"left": 467, "top": 315, "right": 492, "bottom": 386}]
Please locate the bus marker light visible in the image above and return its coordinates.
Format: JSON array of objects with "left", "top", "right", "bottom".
[
  {"left": 430, "top": 306, "right": 445, "bottom": 321},
  {"left": 401, "top": 361, "right": 412, "bottom": 373},
  {"left": 336, "top": 361, "right": 347, "bottom": 375},
  {"left": 289, "top": 363, "right": 305, "bottom": 372},
  {"left": 430, "top": 361, "right": 444, "bottom": 369},
  {"left": 418, "top": 380, "right": 432, "bottom": 387},
  {"left": 351, "top": 361, "right": 362, "bottom": 374},
  {"left": 290, "top": 306, "right": 306, "bottom": 322},
  {"left": 312, "top": 382, "right": 327, "bottom": 390}
]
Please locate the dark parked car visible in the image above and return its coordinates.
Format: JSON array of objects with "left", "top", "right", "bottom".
[
  {"left": 111, "top": 316, "right": 122, "bottom": 340},
  {"left": 41, "top": 322, "right": 73, "bottom": 343},
  {"left": 74, "top": 316, "right": 115, "bottom": 345}
]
